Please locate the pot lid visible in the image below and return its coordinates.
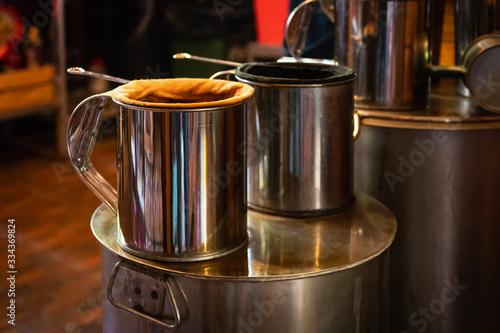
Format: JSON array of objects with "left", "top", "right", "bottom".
[{"left": 91, "top": 192, "right": 396, "bottom": 281}]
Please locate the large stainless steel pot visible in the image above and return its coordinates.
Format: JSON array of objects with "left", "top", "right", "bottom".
[
  {"left": 67, "top": 78, "right": 253, "bottom": 262},
  {"left": 354, "top": 81, "right": 500, "bottom": 332},
  {"left": 92, "top": 191, "right": 397, "bottom": 332},
  {"left": 233, "top": 62, "right": 357, "bottom": 217}
]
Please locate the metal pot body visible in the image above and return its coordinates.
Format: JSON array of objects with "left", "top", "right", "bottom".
[
  {"left": 92, "top": 190, "right": 396, "bottom": 332},
  {"left": 116, "top": 103, "right": 248, "bottom": 261},
  {"left": 101, "top": 247, "right": 389, "bottom": 333},
  {"left": 354, "top": 93, "right": 500, "bottom": 332},
  {"left": 236, "top": 62, "right": 356, "bottom": 217},
  {"left": 334, "top": 0, "right": 430, "bottom": 110}
]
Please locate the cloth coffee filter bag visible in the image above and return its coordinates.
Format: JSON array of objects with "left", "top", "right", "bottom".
[{"left": 111, "top": 78, "right": 254, "bottom": 109}]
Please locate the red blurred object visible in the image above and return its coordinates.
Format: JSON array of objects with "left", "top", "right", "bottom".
[
  {"left": 0, "top": 5, "right": 23, "bottom": 61},
  {"left": 253, "top": 0, "right": 290, "bottom": 46}
]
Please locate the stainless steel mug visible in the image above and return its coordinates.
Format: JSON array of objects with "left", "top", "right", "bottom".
[
  {"left": 334, "top": 0, "right": 430, "bottom": 110},
  {"left": 234, "top": 62, "right": 357, "bottom": 217},
  {"left": 67, "top": 78, "right": 254, "bottom": 261}
]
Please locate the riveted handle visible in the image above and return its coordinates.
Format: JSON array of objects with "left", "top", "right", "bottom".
[
  {"left": 107, "top": 260, "right": 181, "bottom": 330},
  {"left": 66, "top": 92, "right": 118, "bottom": 215}
]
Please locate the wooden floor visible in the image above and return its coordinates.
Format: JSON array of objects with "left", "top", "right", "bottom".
[{"left": 0, "top": 120, "right": 117, "bottom": 333}]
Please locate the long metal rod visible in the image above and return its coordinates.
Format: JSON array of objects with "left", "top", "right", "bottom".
[
  {"left": 173, "top": 53, "right": 242, "bottom": 67},
  {"left": 67, "top": 67, "right": 131, "bottom": 84}
]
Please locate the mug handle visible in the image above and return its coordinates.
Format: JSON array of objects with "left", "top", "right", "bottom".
[{"left": 66, "top": 92, "right": 118, "bottom": 215}]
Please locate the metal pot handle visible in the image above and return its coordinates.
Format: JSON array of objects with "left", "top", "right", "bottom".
[
  {"left": 107, "top": 260, "right": 181, "bottom": 330},
  {"left": 209, "top": 69, "right": 236, "bottom": 80},
  {"left": 286, "top": 0, "right": 334, "bottom": 61},
  {"left": 66, "top": 92, "right": 118, "bottom": 215}
]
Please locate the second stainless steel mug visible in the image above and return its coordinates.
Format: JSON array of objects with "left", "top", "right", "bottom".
[
  {"left": 234, "top": 62, "right": 357, "bottom": 217},
  {"left": 67, "top": 78, "right": 254, "bottom": 261}
]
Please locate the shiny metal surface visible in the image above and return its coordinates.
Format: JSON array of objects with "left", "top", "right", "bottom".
[
  {"left": 172, "top": 53, "right": 242, "bottom": 67},
  {"left": 454, "top": 0, "right": 499, "bottom": 65},
  {"left": 354, "top": 81, "right": 500, "bottom": 332},
  {"left": 102, "top": 249, "right": 389, "bottom": 333},
  {"left": 91, "top": 191, "right": 396, "bottom": 279},
  {"left": 92, "top": 192, "right": 397, "bottom": 332},
  {"left": 334, "top": 0, "right": 430, "bottom": 110},
  {"left": 462, "top": 34, "right": 500, "bottom": 113},
  {"left": 67, "top": 67, "right": 131, "bottom": 84},
  {"left": 285, "top": 0, "right": 316, "bottom": 61},
  {"left": 67, "top": 83, "right": 251, "bottom": 262},
  {"left": 357, "top": 81, "right": 500, "bottom": 127},
  {"left": 116, "top": 102, "right": 248, "bottom": 261},
  {"left": 235, "top": 62, "right": 356, "bottom": 217},
  {"left": 454, "top": 0, "right": 500, "bottom": 96}
]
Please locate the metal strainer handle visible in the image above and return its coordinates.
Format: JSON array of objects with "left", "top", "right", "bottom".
[{"left": 66, "top": 92, "right": 118, "bottom": 215}]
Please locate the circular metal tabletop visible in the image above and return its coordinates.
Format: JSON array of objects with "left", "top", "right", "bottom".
[{"left": 91, "top": 192, "right": 396, "bottom": 281}]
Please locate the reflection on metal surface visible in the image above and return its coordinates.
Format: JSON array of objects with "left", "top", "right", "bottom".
[
  {"left": 357, "top": 80, "right": 500, "bottom": 128},
  {"left": 98, "top": 192, "right": 396, "bottom": 331},
  {"left": 235, "top": 62, "right": 357, "bottom": 217},
  {"left": 68, "top": 80, "right": 253, "bottom": 262},
  {"left": 355, "top": 83, "right": 500, "bottom": 332},
  {"left": 319, "top": 0, "right": 335, "bottom": 23},
  {"left": 285, "top": 0, "right": 317, "bottom": 61},
  {"left": 454, "top": 0, "right": 500, "bottom": 96},
  {"left": 91, "top": 191, "right": 397, "bottom": 280},
  {"left": 172, "top": 52, "right": 242, "bottom": 67},
  {"left": 101, "top": 245, "right": 390, "bottom": 332},
  {"left": 67, "top": 67, "right": 131, "bottom": 84},
  {"left": 462, "top": 34, "right": 500, "bottom": 114},
  {"left": 334, "top": 0, "right": 429, "bottom": 110},
  {"left": 116, "top": 102, "right": 248, "bottom": 262}
]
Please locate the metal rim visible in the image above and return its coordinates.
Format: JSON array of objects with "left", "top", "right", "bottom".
[
  {"left": 116, "top": 238, "right": 249, "bottom": 263},
  {"left": 235, "top": 62, "right": 356, "bottom": 86},
  {"left": 91, "top": 192, "right": 397, "bottom": 282}
]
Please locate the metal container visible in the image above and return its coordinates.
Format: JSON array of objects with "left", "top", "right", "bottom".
[
  {"left": 454, "top": 0, "right": 500, "bottom": 66},
  {"left": 67, "top": 78, "right": 254, "bottom": 261},
  {"left": 354, "top": 82, "right": 500, "bottom": 332},
  {"left": 91, "top": 191, "right": 397, "bottom": 332},
  {"left": 462, "top": 33, "right": 500, "bottom": 113},
  {"left": 234, "top": 62, "right": 356, "bottom": 217},
  {"left": 334, "top": 0, "right": 430, "bottom": 110},
  {"left": 454, "top": 0, "right": 500, "bottom": 96}
]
